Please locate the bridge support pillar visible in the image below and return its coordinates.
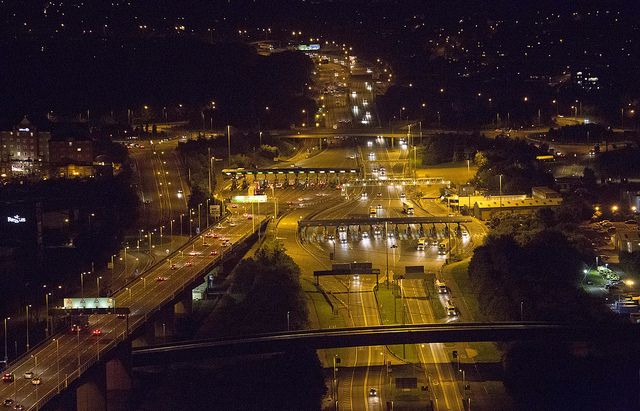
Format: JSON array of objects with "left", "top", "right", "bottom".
[
  {"left": 76, "top": 361, "right": 107, "bottom": 411},
  {"left": 153, "top": 306, "right": 175, "bottom": 342},
  {"left": 106, "top": 340, "right": 133, "bottom": 411},
  {"left": 174, "top": 293, "right": 193, "bottom": 316}
]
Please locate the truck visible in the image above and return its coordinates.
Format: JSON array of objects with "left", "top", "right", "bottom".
[
  {"left": 445, "top": 299, "right": 458, "bottom": 316},
  {"left": 438, "top": 241, "right": 448, "bottom": 255},
  {"left": 369, "top": 206, "right": 377, "bottom": 218},
  {"left": 338, "top": 226, "right": 348, "bottom": 243},
  {"left": 417, "top": 237, "right": 426, "bottom": 251},
  {"left": 402, "top": 202, "right": 414, "bottom": 215}
]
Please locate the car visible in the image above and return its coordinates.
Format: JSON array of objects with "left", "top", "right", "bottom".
[
  {"left": 353, "top": 275, "right": 360, "bottom": 282},
  {"left": 327, "top": 234, "right": 335, "bottom": 241},
  {"left": 3, "top": 399, "right": 14, "bottom": 407},
  {"left": 116, "top": 313, "right": 127, "bottom": 319},
  {"left": 13, "top": 404, "right": 24, "bottom": 411},
  {"left": 376, "top": 192, "right": 383, "bottom": 198},
  {"left": 185, "top": 261, "right": 192, "bottom": 267},
  {"left": 400, "top": 193, "right": 406, "bottom": 199},
  {"left": 205, "top": 233, "right": 214, "bottom": 238},
  {"left": 362, "top": 231, "right": 369, "bottom": 239},
  {"left": 30, "top": 377, "right": 41, "bottom": 386},
  {"left": 369, "top": 388, "right": 378, "bottom": 397},
  {"left": 229, "top": 221, "right": 237, "bottom": 227},
  {"left": 23, "top": 372, "right": 33, "bottom": 380},
  {"left": 461, "top": 229, "right": 469, "bottom": 237},
  {"left": 210, "top": 250, "right": 219, "bottom": 256},
  {"left": 156, "top": 276, "right": 168, "bottom": 282},
  {"left": 246, "top": 215, "right": 253, "bottom": 220},
  {"left": 170, "top": 264, "right": 177, "bottom": 270},
  {"left": 69, "top": 324, "right": 87, "bottom": 334},
  {"left": 91, "top": 329, "right": 102, "bottom": 336},
  {"left": 376, "top": 204, "right": 382, "bottom": 210},
  {"left": 2, "top": 373, "right": 14, "bottom": 383},
  {"left": 215, "top": 224, "right": 224, "bottom": 229},
  {"left": 360, "top": 192, "right": 368, "bottom": 199}
]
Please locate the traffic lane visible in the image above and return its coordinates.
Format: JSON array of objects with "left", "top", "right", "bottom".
[{"left": 402, "top": 280, "right": 464, "bottom": 411}]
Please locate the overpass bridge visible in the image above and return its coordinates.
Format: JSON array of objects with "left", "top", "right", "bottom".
[
  {"left": 0, "top": 217, "right": 268, "bottom": 411},
  {"left": 130, "top": 322, "right": 640, "bottom": 366}
]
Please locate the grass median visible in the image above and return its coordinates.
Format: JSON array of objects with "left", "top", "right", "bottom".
[{"left": 375, "top": 285, "right": 420, "bottom": 363}]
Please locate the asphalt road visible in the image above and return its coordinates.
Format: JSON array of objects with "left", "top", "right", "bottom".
[{"left": 129, "top": 140, "right": 190, "bottom": 229}]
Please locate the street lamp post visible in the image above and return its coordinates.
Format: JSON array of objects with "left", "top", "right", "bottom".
[
  {"left": 206, "top": 199, "right": 210, "bottom": 228},
  {"left": 149, "top": 232, "right": 153, "bottom": 252},
  {"left": 26, "top": 304, "right": 31, "bottom": 351},
  {"left": 499, "top": 174, "right": 503, "bottom": 208},
  {"left": 180, "top": 214, "right": 185, "bottom": 237},
  {"left": 80, "top": 271, "right": 86, "bottom": 299},
  {"left": 227, "top": 125, "right": 232, "bottom": 167},
  {"left": 198, "top": 203, "right": 202, "bottom": 233},
  {"left": 45, "top": 292, "right": 51, "bottom": 337},
  {"left": 54, "top": 338, "right": 60, "bottom": 392},
  {"left": 96, "top": 276, "right": 102, "bottom": 295}
]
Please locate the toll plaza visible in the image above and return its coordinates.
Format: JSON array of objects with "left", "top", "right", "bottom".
[{"left": 222, "top": 167, "right": 361, "bottom": 190}]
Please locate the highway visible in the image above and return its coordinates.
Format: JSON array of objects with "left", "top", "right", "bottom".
[
  {"left": 264, "top": 138, "right": 477, "bottom": 410},
  {"left": 129, "top": 140, "right": 190, "bottom": 228},
  {"left": 0, "top": 216, "right": 264, "bottom": 410}
]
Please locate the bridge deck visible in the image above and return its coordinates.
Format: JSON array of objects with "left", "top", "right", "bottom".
[{"left": 131, "top": 322, "right": 639, "bottom": 366}]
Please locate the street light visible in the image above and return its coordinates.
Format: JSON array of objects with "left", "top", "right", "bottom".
[
  {"left": 44, "top": 290, "right": 52, "bottom": 337},
  {"left": 26, "top": 304, "right": 31, "bottom": 351},
  {"left": 3, "top": 317, "right": 10, "bottom": 365},
  {"left": 96, "top": 276, "right": 102, "bottom": 295},
  {"left": 499, "top": 174, "right": 504, "bottom": 208}
]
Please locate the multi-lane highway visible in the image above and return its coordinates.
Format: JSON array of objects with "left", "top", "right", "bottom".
[
  {"left": 0, "top": 216, "right": 263, "bottom": 410},
  {"left": 129, "top": 141, "right": 190, "bottom": 228}
]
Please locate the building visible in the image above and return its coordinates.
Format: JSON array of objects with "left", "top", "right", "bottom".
[
  {"left": 572, "top": 68, "right": 600, "bottom": 91},
  {"left": 532, "top": 186, "right": 562, "bottom": 200},
  {"left": 615, "top": 228, "right": 640, "bottom": 255},
  {"left": 48, "top": 135, "right": 95, "bottom": 178},
  {"left": 0, "top": 117, "right": 50, "bottom": 177},
  {"left": 473, "top": 197, "right": 563, "bottom": 220}
]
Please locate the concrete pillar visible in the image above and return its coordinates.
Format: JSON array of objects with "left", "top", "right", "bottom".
[
  {"left": 153, "top": 306, "right": 175, "bottom": 340},
  {"left": 76, "top": 361, "right": 106, "bottom": 411},
  {"left": 174, "top": 293, "right": 192, "bottom": 316},
  {"left": 106, "top": 341, "right": 132, "bottom": 411}
]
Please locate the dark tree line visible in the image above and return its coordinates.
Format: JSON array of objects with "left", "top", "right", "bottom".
[
  {"left": 134, "top": 240, "right": 326, "bottom": 410},
  {"left": 469, "top": 207, "right": 640, "bottom": 410}
]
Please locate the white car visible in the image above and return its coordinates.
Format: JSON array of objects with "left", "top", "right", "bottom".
[{"left": 23, "top": 372, "right": 33, "bottom": 380}]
